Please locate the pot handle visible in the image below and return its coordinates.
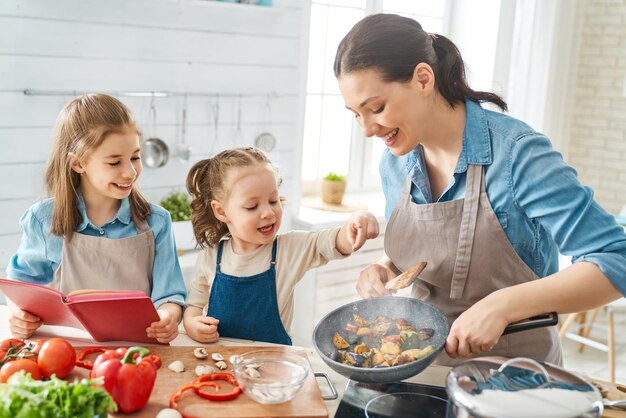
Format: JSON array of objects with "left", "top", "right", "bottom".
[
  {"left": 501, "top": 312, "right": 558, "bottom": 335},
  {"left": 314, "top": 372, "right": 338, "bottom": 401}
]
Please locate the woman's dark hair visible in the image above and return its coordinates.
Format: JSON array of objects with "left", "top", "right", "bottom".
[{"left": 334, "top": 13, "right": 507, "bottom": 111}]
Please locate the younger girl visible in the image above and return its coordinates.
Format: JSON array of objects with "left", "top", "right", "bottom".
[
  {"left": 6, "top": 93, "right": 186, "bottom": 343},
  {"left": 183, "top": 147, "right": 379, "bottom": 345}
]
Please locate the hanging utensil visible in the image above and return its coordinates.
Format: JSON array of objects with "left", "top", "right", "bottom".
[
  {"left": 209, "top": 95, "right": 220, "bottom": 156},
  {"left": 254, "top": 94, "right": 277, "bottom": 152},
  {"left": 176, "top": 95, "right": 191, "bottom": 163},
  {"left": 141, "top": 95, "right": 169, "bottom": 168},
  {"left": 235, "top": 94, "right": 245, "bottom": 146}
]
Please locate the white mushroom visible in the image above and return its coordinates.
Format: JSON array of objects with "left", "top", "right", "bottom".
[
  {"left": 193, "top": 347, "right": 208, "bottom": 359},
  {"left": 229, "top": 354, "right": 242, "bottom": 365},
  {"left": 195, "top": 364, "right": 216, "bottom": 376},
  {"left": 245, "top": 362, "right": 261, "bottom": 369},
  {"left": 215, "top": 360, "right": 227, "bottom": 370},
  {"left": 156, "top": 408, "right": 183, "bottom": 418},
  {"left": 247, "top": 367, "right": 261, "bottom": 378},
  {"left": 211, "top": 352, "right": 224, "bottom": 361},
  {"left": 167, "top": 360, "right": 185, "bottom": 373}
]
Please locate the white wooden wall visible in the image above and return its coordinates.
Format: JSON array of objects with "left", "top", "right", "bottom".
[{"left": 0, "top": 0, "right": 309, "bottom": 274}]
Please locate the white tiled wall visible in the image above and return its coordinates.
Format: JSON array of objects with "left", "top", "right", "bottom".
[{"left": 0, "top": 0, "right": 309, "bottom": 274}]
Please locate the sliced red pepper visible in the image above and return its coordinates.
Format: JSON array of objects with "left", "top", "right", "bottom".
[
  {"left": 142, "top": 354, "right": 162, "bottom": 369},
  {"left": 170, "top": 382, "right": 220, "bottom": 409},
  {"left": 75, "top": 347, "right": 106, "bottom": 370},
  {"left": 194, "top": 373, "right": 242, "bottom": 401}
]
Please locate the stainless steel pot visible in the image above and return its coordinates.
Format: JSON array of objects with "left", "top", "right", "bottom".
[
  {"left": 446, "top": 356, "right": 603, "bottom": 418},
  {"left": 142, "top": 98, "right": 169, "bottom": 168}
]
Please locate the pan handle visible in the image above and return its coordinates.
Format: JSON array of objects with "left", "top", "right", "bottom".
[
  {"left": 502, "top": 312, "right": 558, "bottom": 335},
  {"left": 314, "top": 372, "right": 338, "bottom": 401}
]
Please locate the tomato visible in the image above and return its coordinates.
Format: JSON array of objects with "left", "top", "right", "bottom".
[
  {"left": 37, "top": 338, "right": 76, "bottom": 378},
  {"left": 0, "top": 350, "right": 6, "bottom": 362},
  {"left": 0, "top": 338, "right": 25, "bottom": 351},
  {"left": 0, "top": 358, "right": 42, "bottom": 382}
]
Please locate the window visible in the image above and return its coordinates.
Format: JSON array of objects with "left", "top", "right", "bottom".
[{"left": 301, "top": 0, "right": 449, "bottom": 195}]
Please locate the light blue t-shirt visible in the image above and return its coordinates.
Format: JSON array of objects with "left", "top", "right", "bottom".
[
  {"left": 380, "top": 100, "right": 626, "bottom": 295},
  {"left": 6, "top": 196, "right": 187, "bottom": 309}
]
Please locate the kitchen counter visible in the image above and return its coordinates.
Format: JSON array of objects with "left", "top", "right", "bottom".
[
  {"left": 3, "top": 306, "right": 622, "bottom": 417},
  {"left": 0, "top": 304, "right": 449, "bottom": 417}
]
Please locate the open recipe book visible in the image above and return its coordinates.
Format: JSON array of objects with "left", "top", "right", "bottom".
[{"left": 0, "top": 278, "right": 161, "bottom": 344}]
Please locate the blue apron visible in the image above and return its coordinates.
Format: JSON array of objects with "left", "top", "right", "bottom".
[{"left": 207, "top": 239, "right": 292, "bottom": 345}]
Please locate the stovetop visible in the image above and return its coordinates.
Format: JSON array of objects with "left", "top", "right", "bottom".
[{"left": 334, "top": 380, "right": 448, "bottom": 418}]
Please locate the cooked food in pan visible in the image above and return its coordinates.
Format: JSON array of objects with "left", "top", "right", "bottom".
[{"left": 331, "top": 314, "right": 435, "bottom": 368}]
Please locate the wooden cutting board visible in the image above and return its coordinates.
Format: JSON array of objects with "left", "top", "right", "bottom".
[
  {"left": 590, "top": 378, "right": 626, "bottom": 418},
  {"left": 70, "top": 345, "right": 328, "bottom": 418}
]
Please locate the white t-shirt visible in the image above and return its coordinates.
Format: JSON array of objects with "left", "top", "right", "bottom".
[{"left": 187, "top": 228, "right": 347, "bottom": 331}]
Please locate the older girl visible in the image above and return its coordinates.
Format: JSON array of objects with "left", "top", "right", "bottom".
[{"left": 6, "top": 94, "right": 186, "bottom": 343}]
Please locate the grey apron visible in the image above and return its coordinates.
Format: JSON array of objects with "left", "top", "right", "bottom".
[
  {"left": 54, "top": 217, "right": 154, "bottom": 297},
  {"left": 385, "top": 164, "right": 562, "bottom": 366}
]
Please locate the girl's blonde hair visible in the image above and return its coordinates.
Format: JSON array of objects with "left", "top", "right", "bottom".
[
  {"left": 45, "top": 93, "right": 151, "bottom": 240},
  {"left": 186, "top": 147, "right": 282, "bottom": 248}
]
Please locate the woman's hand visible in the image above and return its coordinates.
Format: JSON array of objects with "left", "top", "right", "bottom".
[
  {"left": 8, "top": 307, "right": 42, "bottom": 339},
  {"left": 183, "top": 315, "right": 220, "bottom": 343},
  {"left": 336, "top": 211, "right": 380, "bottom": 255},
  {"left": 445, "top": 294, "right": 509, "bottom": 358},
  {"left": 356, "top": 262, "right": 397, "bottom": 298}
]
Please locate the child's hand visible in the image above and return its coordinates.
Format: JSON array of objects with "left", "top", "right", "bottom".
[
  {"left": 8, "top": 307, "right": 42, "bottom": 339},
  {"left": 184, "top": 316, "right": 220, "bottom": 343},
  {"left": 346, "top": 210, "right": 379, "bottom": 252},
  {"left": 147, "top": 309, "right": 179, "bottom": 343}
]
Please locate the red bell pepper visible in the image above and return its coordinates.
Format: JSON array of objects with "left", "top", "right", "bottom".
[{"left": 90, "top": 346, "right": 157, "bottom": 413}]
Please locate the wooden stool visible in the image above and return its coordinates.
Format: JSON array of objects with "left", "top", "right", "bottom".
[{"left": 559, "top": 299, "right": 626, "bottom": 383}]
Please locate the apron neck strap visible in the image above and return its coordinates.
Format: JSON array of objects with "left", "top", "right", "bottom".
[
  {"left": 216, "top": 239, "right": 225, "bottom": 272},
  {"left": 133, "top": 217, "right": 150, "bottom": 234},
  {"left": 449, "top": 164, "right": 483, "bottom": 299},
  {"left": 270, "top": 238, "right": 278, "bottom": 266}
]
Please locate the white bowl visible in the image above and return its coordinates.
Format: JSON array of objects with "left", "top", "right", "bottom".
[{"left": 233, "top": 349, "right": 310, "bottom": 404}]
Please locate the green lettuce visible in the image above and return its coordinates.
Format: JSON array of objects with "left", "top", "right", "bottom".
[{"left": 0, "top": 372, "right": 117, "bottom": 418}]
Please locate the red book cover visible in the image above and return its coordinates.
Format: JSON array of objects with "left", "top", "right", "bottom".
[{"left": 0, "top": 278, "right": 160, "bottom": 344}]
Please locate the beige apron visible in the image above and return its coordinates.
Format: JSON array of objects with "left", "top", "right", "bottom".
[
  {"left": 385, "top": 164, "right": 562, "bottom": 366},
  {"left": 54, "top": 217, "right": 154, "bottom": 297}
]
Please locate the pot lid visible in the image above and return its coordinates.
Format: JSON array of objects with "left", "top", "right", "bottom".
[{"left": 446, "top": 357, "right": 603, "bottom": 418}]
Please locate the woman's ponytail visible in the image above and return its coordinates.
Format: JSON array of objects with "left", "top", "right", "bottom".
[{"left": 431, "top": 34, "right": 507, "bottom": 111}]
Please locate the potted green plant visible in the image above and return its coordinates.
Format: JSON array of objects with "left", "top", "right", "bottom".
[
  {"left": 159, "top": 192, "right": 194, "bottom": 251},
  {"left": 321, "top": 172, "right": 347, "bottom": 205}
]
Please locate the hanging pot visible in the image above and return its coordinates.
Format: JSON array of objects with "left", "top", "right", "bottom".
[
  {"left": 142, "top": 98, "right": 169, "bottom": 168},
  {"left": 446, "top": 356, "right": 603, "bottom": 418}
]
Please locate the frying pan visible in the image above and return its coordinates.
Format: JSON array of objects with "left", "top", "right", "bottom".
[{"left": 312, "top": 296, "right": 558, "bottom": 384}]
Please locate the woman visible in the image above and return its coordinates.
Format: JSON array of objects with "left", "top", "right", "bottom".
[{"left": 335, "top": 13, "right": 626, "bottom": 365}]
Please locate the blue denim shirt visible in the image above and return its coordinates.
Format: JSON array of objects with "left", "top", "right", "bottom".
[
  {"left": 6, "top": 196, "right": 187, "bottom": 309},
  {"left": 380, "top": 100, "right": 626, "bottom": 295}
]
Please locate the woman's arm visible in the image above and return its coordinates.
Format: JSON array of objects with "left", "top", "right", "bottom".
[{"left": 446, "top": 262, "right": 621, "bottom": 358}]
